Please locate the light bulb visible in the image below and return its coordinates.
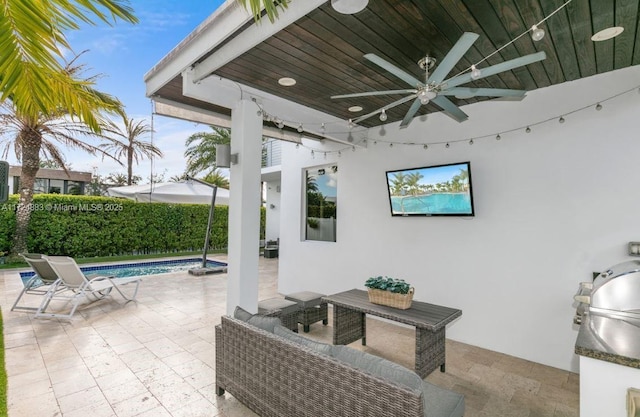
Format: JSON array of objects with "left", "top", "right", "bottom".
[
  {"left": 320, "top": 123, "right": 326, "bottom": 133},
  {"left": 470, "top": 65, "right": 482, "bottom": 80},
  {"left": 379, "top": 109, "right": 388, "bottom": 122},
  {"left": 559, "top": 116, "right": 565, "bottom": 124},
  {"left": 596, "top": 103, "right": 602, "bottom": 111},
  {"left": 526, "top": 126, "right": 531, "bottom": 133},
  {"left": 420, "top": 96, "right": 430, "bottom": 105},
  {"left": 389, "top": 143, "right": 393, "bottom": 148},
  {"left": 297, "top": 124, "right": 303, "bottom": 132},
  {"left": 496, "top": 134, "right": 501, "bottom": 140},
  {"left": 531, "top": 25, "right": 545, "bottom": 42},
  {"left": 423, "top": 144, "right": 428, "bottom": 150},
  {"left": 348, "top": 119, "right": 354, "bottom": 129},
  {"left": 445, "top": 143, "right": 450, "bottom": 148},
  {"left": 469, "top": 139, "right": 474, "bottom": 145},
  {"left": 277, "top": 121, "right": 284, "bottom": 129}
]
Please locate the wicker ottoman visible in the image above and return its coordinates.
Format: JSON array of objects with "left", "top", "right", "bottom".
[
  {"left": 285, "top": 291, "right": 328, "bottom": 333},
  {"left": 258, "top": 298, "right": 300, "bottom": 332}
]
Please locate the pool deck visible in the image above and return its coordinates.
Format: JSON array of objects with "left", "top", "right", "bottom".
[
  {"left": 0, "top": 254, "right": 276, "bottom": 417},
  {"left": 0, "top": 255, "right": 578, "bottom": 417}
]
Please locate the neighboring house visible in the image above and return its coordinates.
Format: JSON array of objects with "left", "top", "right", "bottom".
[{"left": 9, "top": 165, "right": 91, "bottom": 195}]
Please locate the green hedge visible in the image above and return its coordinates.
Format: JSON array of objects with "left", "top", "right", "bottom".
[{"left": 0, "top": 195, "right": 266, "bottom": 258}]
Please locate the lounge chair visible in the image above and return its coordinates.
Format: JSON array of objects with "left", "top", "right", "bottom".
[
  {"left": 35, "top": 256, "right": 141, "bottom": 320},
  {"left": 11, "top": 253, "right": 65, "bottom": 312}
]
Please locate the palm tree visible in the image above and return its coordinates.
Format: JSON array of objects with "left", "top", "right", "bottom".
[
  {"left": 201, "top": 169, "right": 230, "bottom": 189},
  {"left": 0, "top": 1, "right": 137, "bottom": 129},
  {"left": 390, "top": 172, "right": 407, "bottom": 195},
  {"left": 100, "top": 114, "right": 163, "bottom": 185},
  {"left": 184, "top": 127, "right": 231, "bottom": 176},
  {"left": 0, "top": 55, "right": 122, "bottom": 257},
  {"left": 405, "top": 172, "right": 424, "bottom": 195}
]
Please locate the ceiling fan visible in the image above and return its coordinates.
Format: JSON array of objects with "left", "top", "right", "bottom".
[{"left": 331, "top": 32, "right": 547, "bottom": 128}]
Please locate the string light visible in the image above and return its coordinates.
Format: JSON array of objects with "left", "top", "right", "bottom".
[
  {"left": 530, "top": 25, "right": 545, "bottom": 41},
  {"left": 379, "top": 109, "right": 388, "bottom": 122},
  {"left": 258, "top": 80, "right": 637, "bottom": 159},
  {"left": 470, "top": 65, "right": 482, "bottom": 80},
  {"left": 297, "top": 123, "right": 304, "bottom": 132}
]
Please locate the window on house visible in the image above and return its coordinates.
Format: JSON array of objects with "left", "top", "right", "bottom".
[
  {"left": 304, "top": 165, "right": 337, "bottom": 242},
  {"left": 33, "top": 178, "right": 47, "bottom": 194},
  {"left": 66, "top": 181, "right": 84, "bottom": 195},
  {"left": 49, "top": 179, "right": 64, "bottom": 194}
]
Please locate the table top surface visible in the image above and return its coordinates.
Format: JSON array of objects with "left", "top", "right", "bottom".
[
  {"left": 323, "top": 289, "right": 462, "bottom": 331},
  {"left": 575, "top": 312, "right": 640, "bottom": 369}
]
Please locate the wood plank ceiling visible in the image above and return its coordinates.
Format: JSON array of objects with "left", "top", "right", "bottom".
[{"left": 157, "top": 0, "right": 640, "bottom": 128}]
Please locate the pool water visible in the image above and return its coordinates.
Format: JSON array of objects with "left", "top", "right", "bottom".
[
  {"left": 390, "top": 193, "right": 472, "bottom": 215},
  {"left": 20, "top": 257, "right": 227, "bottom": 285}
]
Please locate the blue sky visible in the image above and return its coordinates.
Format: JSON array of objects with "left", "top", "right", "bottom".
[{"left": 7, "top": 1, "right": 226, "bottom": 181}]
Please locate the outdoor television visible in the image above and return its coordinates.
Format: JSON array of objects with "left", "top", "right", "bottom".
[{"left": 385, "top": 161, "right": 475, "bottom": 217}]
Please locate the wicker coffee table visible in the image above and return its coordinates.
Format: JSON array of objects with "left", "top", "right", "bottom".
[{"left": 322, "top": 289, "right": 462, "bottom": 378}]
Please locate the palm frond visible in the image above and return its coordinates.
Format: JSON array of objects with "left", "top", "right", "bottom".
[{"left": 235, "top": 0, "right": 289, "bottom": 23}]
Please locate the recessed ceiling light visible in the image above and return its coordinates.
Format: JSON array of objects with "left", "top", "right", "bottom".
[
  {"left": 278, "top": 77, "right": 296, "bottom": 86},
  {"left": 348, "top": 105, "right": 363, "bottom": 112},
  {"left": 331, "top": 0, "right": 368, "bottom": 14},
  {"left": 591, "top": 26, "right": 624, "bottom": 41}
]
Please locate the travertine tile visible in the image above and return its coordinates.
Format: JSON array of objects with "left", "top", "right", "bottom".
[{"left": 1, "top": 255, "right": 579, "bottom": 417}]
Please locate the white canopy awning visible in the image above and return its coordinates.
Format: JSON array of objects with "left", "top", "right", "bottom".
[{"left": 107, "top": 180, "right": 229, "bottom": 205}]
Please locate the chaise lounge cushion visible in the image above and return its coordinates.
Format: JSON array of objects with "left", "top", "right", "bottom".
[
  {"left": 422, "top": 380, "right": 465, "bottom": 417},
  {"left": 273, "top": 324, "right": 333, "bottom": 356},
  {"left": 331, "top": 345, "right": 423, "bottom": 396},
  {"left": 233, "top": 305, "right": 281, "bottom": 333}
]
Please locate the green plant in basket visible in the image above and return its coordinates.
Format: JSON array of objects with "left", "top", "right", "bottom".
[{"left": 365, "top": 276, "right": 411, "bottom": 294}]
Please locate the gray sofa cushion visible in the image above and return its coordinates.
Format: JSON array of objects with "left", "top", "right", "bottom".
[
  {"left": 422, "top": 380, "right": 465, "bottom": 417},
  {"left": 331, "top": 345, "right": 423, "bottom": 396},
  {"left": 234, "top": 306, "right": 281, "bottom": 333},
  {"left": 234, "top": 306, "right": 253, "bottom": 322},
  {"left": 273, "top": 324, "right": 333, "bottom": 356},
  {"left": 247, "top": 315, "right": 281, "bottom": 333}
]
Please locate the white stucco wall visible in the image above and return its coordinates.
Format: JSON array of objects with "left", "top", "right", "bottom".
[
  {"left": 277, "top": 65, "right": 640, "bottom": 372},
  {"left": 265, "top": 180, "right": 281, "bottom": 242}
]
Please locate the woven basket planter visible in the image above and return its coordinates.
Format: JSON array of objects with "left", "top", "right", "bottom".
[{"left": 367, "top": 288, "right": 414, "bottom": 310}]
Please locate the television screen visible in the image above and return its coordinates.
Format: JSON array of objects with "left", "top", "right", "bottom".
[{"left": 386, "top": 161, "right": 475, "bottom": 216}]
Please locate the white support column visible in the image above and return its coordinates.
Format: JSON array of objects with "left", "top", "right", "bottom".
[{"left": 226, "top": 99, "right": 262, "bottom": 315}]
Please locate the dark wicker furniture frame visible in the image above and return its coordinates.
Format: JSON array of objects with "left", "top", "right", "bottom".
[
  {"left": 323, "top": 289, "right": 462, "bottom": 378},
  {"left": 215, "top": 316, "right": 425, "bottom": 417},
  {"left": 299, "top": 301, "right": 328, "bottom": 332}
]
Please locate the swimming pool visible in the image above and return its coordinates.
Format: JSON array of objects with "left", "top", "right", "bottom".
[{"left": 20, "top": 257, "right": 227, "bottom": 285}]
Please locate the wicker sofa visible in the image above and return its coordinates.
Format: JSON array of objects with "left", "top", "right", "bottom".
[{"left": 215, "top": 312, "right": 464, "bottom": 417}]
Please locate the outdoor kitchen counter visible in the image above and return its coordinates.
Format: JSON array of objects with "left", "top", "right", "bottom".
[{"left": 575, "top": 313, "right": 640, "bottom": 369}]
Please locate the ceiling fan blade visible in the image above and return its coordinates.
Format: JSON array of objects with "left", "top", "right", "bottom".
[
  {"left": 431, "top": 96, "right": 469, "bottom": 122},
  {"left": 352, "top": 94, "right": 417, "bottom": 124},
  {"left": 399, "top": 98, "right": 423, "bottom": 128},
  {"left": 443, "top": 51, "right": 546, "bottom": 89},
  {"left": 427, "top": 32, "right": 479, "bottom": 84},
  {"left": 331, "top": 89, "right": 417, "bottom": 99},
  {"left": 439, "top": 87, "right": 526, "bottom": 98},
  {"left": 364, "top": 53, "right": 423, "bottom": 87}
]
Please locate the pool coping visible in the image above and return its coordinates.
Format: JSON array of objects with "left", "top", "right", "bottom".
[{"left": 19, "top": 255, "right": 228, "bottom": 279}]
